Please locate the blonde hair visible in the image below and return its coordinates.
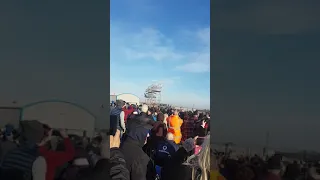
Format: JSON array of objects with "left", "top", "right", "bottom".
[{"left": 184, "top": 135, "right": 210, "bottom": 180}]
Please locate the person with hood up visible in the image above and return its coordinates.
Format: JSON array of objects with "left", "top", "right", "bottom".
[
  {"left": 167, "top": 109, "right": 183, "bottom": 144},
  {"left": 110, "top": 99, "right": 126, "bottom": 137},
  {"left": 1, "top": 120, "right": 47, "bottom": 180},
  {"left": 121, "top": 105, "right": 154, "bottom": 180}
]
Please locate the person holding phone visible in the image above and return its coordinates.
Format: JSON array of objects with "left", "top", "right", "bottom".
[
  {"left": 79, "top": 130, "right": 130, "bottom": 180},
  {"left": 37, "top": 128, "right": 75, "bottom": 180}
]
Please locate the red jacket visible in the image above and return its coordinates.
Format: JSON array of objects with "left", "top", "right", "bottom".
[
  {"left": 204, "top": 121, "right": 209, "bottom": 129},
  {"left": 122, "top": 106, "right": 134, "bottom": 122},
  {"left": 39, "top": 138, "right": 75, "bottom": 180}
]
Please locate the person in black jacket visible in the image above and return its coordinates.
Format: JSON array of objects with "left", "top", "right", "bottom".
[
  {"left": 194, "top": 119, "right": 206, "bottom": 146},
  {"left": 110, "top": 100, "right": 126, "bottom": 136},
  {"left": 161, "top": 137, "right": 198, "bottom": 180},
  {"left": 121, "top": 109, "right": 154, "bottom": 180}
]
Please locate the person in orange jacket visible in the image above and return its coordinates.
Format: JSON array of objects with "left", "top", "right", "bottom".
[{"left": 167, "top": 109, "right": 183, "bottom": 144}]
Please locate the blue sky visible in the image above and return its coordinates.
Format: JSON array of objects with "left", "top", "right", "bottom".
[{"left": 110, "top": 0, "right": 210, "bottom": 109}]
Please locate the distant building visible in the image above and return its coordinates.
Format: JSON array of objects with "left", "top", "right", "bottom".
[
  {"left": 110, "top": 95, "right": 116, "bottom": 103},
  {"left": 110, "top": 93, "right": 140, "bottom": 105}
]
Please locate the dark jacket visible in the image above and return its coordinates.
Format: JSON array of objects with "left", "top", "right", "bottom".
[
  {"left": 0, "top": 143, "right": 39, "bottom": 180},
  {"left": 194, "top": 121, "right": 205, "bottom": 135},
  {"left": 145, "top": 139, "right": 179, "bottom": 168},
  {"left": 126, "top": 112, "right": 153, "bottom": 131},
  {"left": 122, "top": 112, "right": 154, "bottom": 180},
  {"left": 110, "top": 107, "right": 124, "bottom": 134},
  {"left": 151, "top": 121, "right": 167, "bottom": 138},
  {"left": 79, "top": 148, "right": 130, "bottom": 180},
  {"left": 161, "top": 147, "right": 193, "bottom": 180},
  {"left": 167, "top": 140, "right": 180, "bottom": 152},
  {"left": 0, "top": 140, "right": 18, "bottom": 162},
  {"left": 131, "top": 112, "right": 154, "bottom": 125},
  {"left": 121, "top": 136, "right": 151, "bottom": 180},
  {"left": 0, "top": 120, "right": 44, "bottom": 180}
]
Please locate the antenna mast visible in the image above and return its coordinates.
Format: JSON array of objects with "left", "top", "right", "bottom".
[{"left": 144, "top": 82, "right": 163, "bottom": 106}]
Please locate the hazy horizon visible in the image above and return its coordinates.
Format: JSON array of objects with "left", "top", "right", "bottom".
[{"left": 212, "top": 0, "right": 320, "bottom": 151}]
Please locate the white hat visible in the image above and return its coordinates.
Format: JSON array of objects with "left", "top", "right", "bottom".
[{"left": 141, "top": 104, "right": 148, "bottom": 113}]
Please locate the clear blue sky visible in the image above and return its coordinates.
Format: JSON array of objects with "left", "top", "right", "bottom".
[{"left": 110, "top": 0, "right": 210, "bottom": 109}]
